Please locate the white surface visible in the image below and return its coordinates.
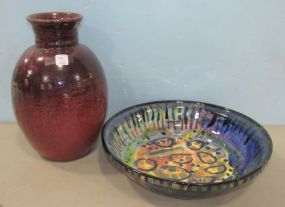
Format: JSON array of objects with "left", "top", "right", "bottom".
[
  {"left": 55, "top": 54, "right": 69, "bottom": 66},
  {"left": 1, "top": 1, "right": 285, "bottom": 124},
  {"left": 0, "top": 123, "right": 284, "bottom": 207}
]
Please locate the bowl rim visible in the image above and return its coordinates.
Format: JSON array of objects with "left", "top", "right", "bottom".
[{"left": 101, "top": 100, "right": 273, "bottom": 187}]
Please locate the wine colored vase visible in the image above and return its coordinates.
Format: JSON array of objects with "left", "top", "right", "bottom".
[{"left": 12, "top": 12, "right": 108, "bottom": 161}]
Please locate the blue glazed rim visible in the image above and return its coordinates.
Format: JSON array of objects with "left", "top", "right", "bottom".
[{"left": 102, "top": 100, "right": 273, "bottom": 188}]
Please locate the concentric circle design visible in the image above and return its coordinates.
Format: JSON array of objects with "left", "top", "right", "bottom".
[
  {"left": 197, "top": 152, "right": 217, "bottom": 164},
  {"left": 186, "top": 140, "right": 205, "bottom": 150},
  {"left": 205, "top": 165, "right": 227, "bottom": 174},
  {"left": 153, "top": 137, "right": 176, "bottom": 148},
  {"left": 134, "top": 158, "right": 157, "bottom": 171}
]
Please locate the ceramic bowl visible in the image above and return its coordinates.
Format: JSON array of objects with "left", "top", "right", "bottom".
[{"left": 102, "top": 101, "right": 272, "bottom": 198}]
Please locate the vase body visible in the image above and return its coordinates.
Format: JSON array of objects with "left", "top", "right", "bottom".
[{"left": 12, "top": 12, "right": 107, "bottom": 161}]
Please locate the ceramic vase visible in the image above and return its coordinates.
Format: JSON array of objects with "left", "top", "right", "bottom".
[{"left": 12, "top": 12, "right": 107, "bottom": 161}]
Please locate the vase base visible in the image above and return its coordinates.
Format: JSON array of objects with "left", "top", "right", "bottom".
[{"left": 40, "top": 147, "right": 93, "bottom": 162}]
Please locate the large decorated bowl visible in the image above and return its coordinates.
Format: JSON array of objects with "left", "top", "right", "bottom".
[{"left": 102, "top": 101, "right": 272, "bottom": 198}]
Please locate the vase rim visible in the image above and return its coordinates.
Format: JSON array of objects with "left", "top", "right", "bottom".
[{"left": 26, "top": 12, "right": 83, "bottom": 24}]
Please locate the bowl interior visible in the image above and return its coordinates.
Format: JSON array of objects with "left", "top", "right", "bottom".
[{"left": 103, "top": 101, "right": 272, "bottom": 184}]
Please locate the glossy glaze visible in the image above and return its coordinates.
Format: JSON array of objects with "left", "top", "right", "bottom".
[
  {"left": 12, "top": 12, "right": 107, "bottom": 161},
  {"left": 102, "top": 101, "right": 272, "bottom": 197}
]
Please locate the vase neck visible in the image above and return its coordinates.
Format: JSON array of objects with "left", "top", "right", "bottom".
[
  {"left": 27, "top": 12, "right": 82, "bottom": 48},
  {"left": 33, "top": 26, "right": 79, "bottom": 48}
]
